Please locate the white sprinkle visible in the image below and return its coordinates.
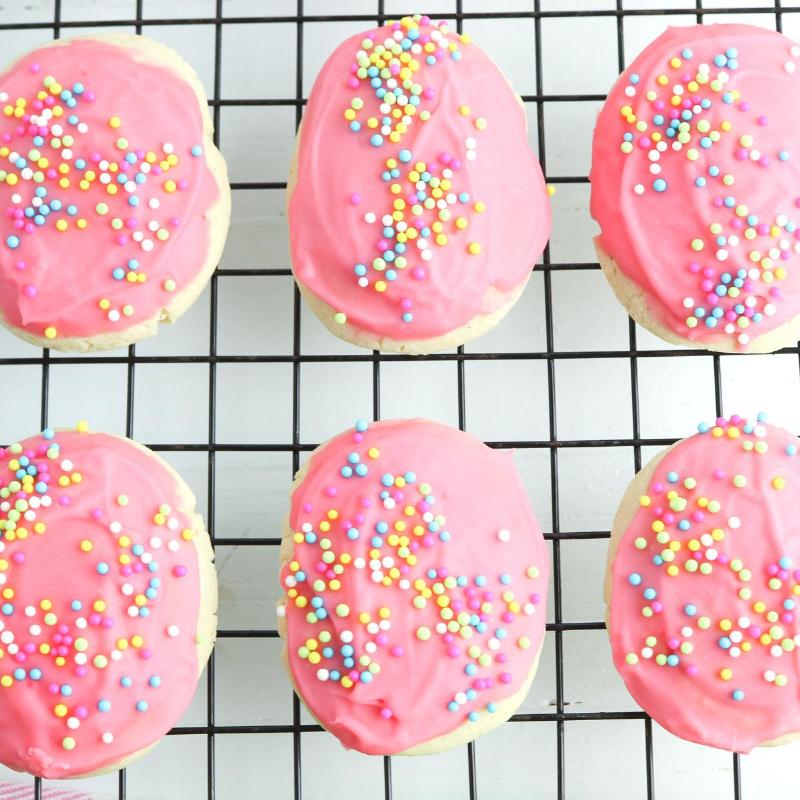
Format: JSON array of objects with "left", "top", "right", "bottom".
[
  {"left": 497, "top": 528, "right": 511, "bottom": 543},
  {"left": 102, "top": 732, "right": 114, "bottom": 744},
  {"left": 163, "top": 142, "right": 174, "bottom": 154},
  {"left": 166, "top": 625, "right": 180, "bottom": 637},
  {"left": 786, "top": 61, "right": 796, "bottom": 73},
  {"left": 633, "top": 184, "right": 644, "bottom": 195}
]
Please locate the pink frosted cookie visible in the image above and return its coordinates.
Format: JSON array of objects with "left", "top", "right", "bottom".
[
  {"left": 0, "top": 34, "right": 230, "bottom": 352},
  {"left": 606, "top": 413, "right": 800, "bottom": 752},
  {"left": 0, "top": 424, "right": 217, "bottom": 778},
  {"left": 288, "top": 15, "right": 550, "bottom": 354},
  {"left": 591, "top": 25, "right": 800, "bottom": 353},
  {"left": 277, "top": 419, "right": 549, "bottom": 755}
]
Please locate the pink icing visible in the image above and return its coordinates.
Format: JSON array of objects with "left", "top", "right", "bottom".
[
  {"left": 0, "top": 428, "right": 204, "bottom": 777},
  {"left": 609, "top": 414, "right": 800, "bottom": 752},
  {"left": 289, "top": 15, "right": 550, "bottom": 341},
  {"left": 591, "top": 25, "right": 800, "bottom": 350},
  {"left": 279, "top": 419, "right": 549, "bottom": 754},
  {"left": 0, "top": 38, "right": 220, "bottom": 343}
]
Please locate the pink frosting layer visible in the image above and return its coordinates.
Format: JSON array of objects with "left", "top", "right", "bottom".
[
  {"left": 289, "top": 15, "right": 550, "bottom": 341},
  {"left": 279, "top": 419, "right": 549, "bottom": 754},
  {"left": 591, "top": 25, "right": 800, "bottom": 350},
  {"left": 0, "top": 37, "right": 220, "bottom": 343},
  {"left": 0, "top": 428, "right": 204, "bottom": 778},
  {"left": 609, "top": 414, "right": 800, "bottom": 752}
]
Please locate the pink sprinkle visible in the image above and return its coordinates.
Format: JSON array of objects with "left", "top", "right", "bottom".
[
  {"left": 178, "top": 179, "right": 188, "bottom": 191},
  {"left": 422, "top": 87, "right": 435, "bottom": 99},
  {"left": 140, "top": 648, "right": 153, "bottom": 660},
  {"left": 347, "top": 77, "right": 359, "bottom": 89},
  {"left": 170, "top": 217, "right": 180, "bottom": 228},
  {"left": 84, "top": 90, "right": 95, "bottom": 102},
  {"left": 735, "top": 148, "right": 748, "bottom": 160},
  {"left": 58, "top": 495, "right": 70, "bottom": 506},
  {"left": 412, "top": 267, "right": 426, "bottom": 280},
  {"left": 759, "top": 155, "right": 771, "bottom": 167},
  {"left": 11, "top": 552, "right": 24, "bottom": 564},
  {"left": 75, "top": 706, "right": 88, "bottom": 720},
  {"left": 499, "top": 672, "right": 513, "bottom": 684},
  {"left": 324, "top": 486, "right": 337, "bottom": 497},
  {"left": 349, "top": 193, "right": 361, "bottom": 205},
  {"left": 380, "top": 708, "right": 393, "bottom": 720},
  {"left": 173, "top": 565, "right": 188, "bottom": 578},
  {"left": 686, "top": 664, "right": 699, "bottom": 677},
  {"left": 91, "top": 508, "right": 103, "bottom": 520},
  {"left": 29, "top": 63, "right": 40, "bottom": 74},
  {"left": 376, "top": 633, "right": 388, "bottom": 646},
  {"left": 353, "top": 432, "right": 364, "bottom": 443}
]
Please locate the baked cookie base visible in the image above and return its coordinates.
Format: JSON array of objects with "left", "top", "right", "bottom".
[
  {"left": 277, "top": 432, "right": 544, "bottom": 756},
  {"left": 0, "top": 33, "right": 231, "bottom": 353},
  {"left": 604, "top": 443, "right": 800, "bottom": 750},
  {"left": 596, "top": 239, "right": 800, "bottom": 355}
]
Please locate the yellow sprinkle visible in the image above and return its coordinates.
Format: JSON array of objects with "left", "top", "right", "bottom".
[
  {"left": 459, "top": 105, "right": 470, "bottom": 116},
  {"left": 467, "top": 242, "right": 482, "bottom": 255},
  {"left": 44, "top": 326, "right": 57, "bottom": 340}
]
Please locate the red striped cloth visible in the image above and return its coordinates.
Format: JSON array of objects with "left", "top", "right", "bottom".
[{"left": 0, "top": 783, "right": 95, "bottom": 799}]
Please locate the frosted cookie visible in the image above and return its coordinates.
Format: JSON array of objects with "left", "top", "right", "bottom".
[
  {"left": 606, "top": 413, "right": 800, "bottom": 752},
  {"left": 277, "top": 419, "right": 549, "bottom": 755},
  {"left": 591, "top": 24, "right": 800, "bottom": 353},
  {"left": 288, "top": 15, "right": 550, "bottom": 354},
  {"left": 0, "top": 34, "right": 230, "bottom": 352},
  {"left": 0, "top": 424, "right": 217, "bottom": 778}
]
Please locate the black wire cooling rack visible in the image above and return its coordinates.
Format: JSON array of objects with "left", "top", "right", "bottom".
[{"left": 3, "top": 0, "right": 800, "bottom": 798}]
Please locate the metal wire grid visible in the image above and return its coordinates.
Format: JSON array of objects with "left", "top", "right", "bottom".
[{"left": 0, "top": 0, "right": 796, "bottom": 797}]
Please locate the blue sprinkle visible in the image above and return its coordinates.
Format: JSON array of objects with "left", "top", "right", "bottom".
[
  {"left": 684, "top": 604, "right": 697, "bottom": 616},
  {"left": 121, "top": 676, "right": 132, "bottom": 688},
  {"left": 6, "top": 235, "right": 20, "bottom": 249},
  {"left": 136, "top": 700, "right": 149, "bottom": 712},
  {"left": 370, "top": 134, "right": 383, "bottom": 147},
  {"left": 98, "top": 699, "right": 111, "bottom": 712},
  {"left": 628, "top": 573, "right": 642, "bottom": 586},
  {"left": 149, "top": 676, "right": 161, "bottom": 688},
  {"left": 732, "top": 689, "right": 744, "bottom": 701},
  {"left": 398, "top": 148, "right": 412, "bottom": 163}
]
